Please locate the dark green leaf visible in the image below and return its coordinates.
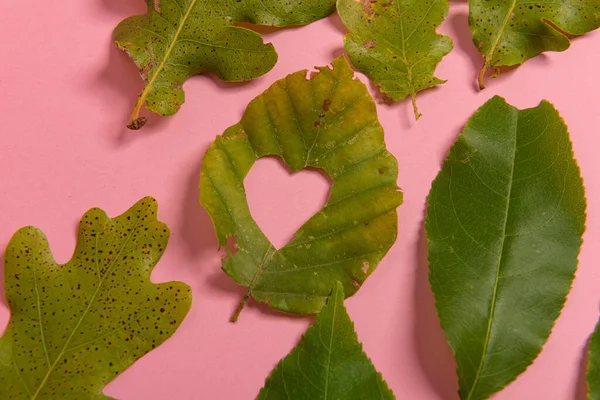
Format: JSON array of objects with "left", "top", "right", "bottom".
[
  {"left": 114, "top": 0, "right": 336, "bottom": 129},
  {"left": 257, "top": 282, "right": 395, "bottom": 400},
  {"left": 589, "top": 320, "right": 600, "bottom": 400},
  {"left": 0, "top": 197, "right": 191, "bottom": 399},
  {"left": 427, "top": 96, "right": 586, "bottom": 400},
  {"left": 338, "top": 0, "right": 453, "bottom": 119},
  {"left": 200, "top": 56, "right": 402, "bottom": 321},
  {"left": 469, "top": 0, "right": 600, "bottom": 89}
]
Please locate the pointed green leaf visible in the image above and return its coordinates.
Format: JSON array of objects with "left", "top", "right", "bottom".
[
  {"left": 469, "top": 0, "right": 600, "bottom": 89},
  {"left": 200, "top": 56, "right": 403, "bottom": 321},
  {"left": 257, "top": 282, "right": 395, "bottom": 399},
  {"left": 0, "top": 197, "right": 191, "bottom": 399},
  {"left": 427, "top": 96, "right": 587, "bottom": 400},
  {"left": 114, "top": 0, "right": 336, "bottom": 129},
  {"left": 589, "top": 320, "right": 600, "bottom": 400},
  {"left": 337, "top": 0, "right": 453, "bottom": 119}
]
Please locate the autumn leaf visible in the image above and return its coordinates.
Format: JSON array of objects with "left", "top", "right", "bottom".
[
  {"left": 427, "top": 96, "right": 586, "bottom": 399},
  {"left": 337, "top": 0, "right": 453, "bottom": 119},
  {"left": 0, "top": 197, "right": 191, "bottom": 399},
  {"left": 114, "top": 0, "right": 336, "bottom": 129},
  {"left": 589, "top": 320, "right": 600, "bottom": 400},
  {"left": 470, "top": 0, "right": 600, "bottom": 89},
  {"left": 200, "top": 56, "right": 402, "bottom": 321},
  {"left": 257, "top": 282, "right": 395, "bottom": 400}
]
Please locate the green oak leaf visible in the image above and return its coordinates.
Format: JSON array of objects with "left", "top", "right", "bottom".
[
  {"left": 427, "top": 96, "right": 586, "bottom": 400},
  {"left": 257, "top": 282, "right": 395, "bottom": 400},
  {"left": 469, "top": 0, "right": 600, "bottom": 89},
  {"left": 337, "top": 0, "right": 453, "bottom": 119},
  {"left": 589, "top": 320, "right": 600, "bottom": 400},
  {"left": 114, "top": 0, "right": 336, "bottom": 129},
  {"left": 200, "top": 56, "right": 402, "bottom": 321},
  {"left": 0, "top": 197, "right": 192, "bottom": 399}
]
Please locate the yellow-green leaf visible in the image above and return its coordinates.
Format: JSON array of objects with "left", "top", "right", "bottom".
[
  {"left": 337, "top": 0, "right": 453, "bottom": 119},
  {"left": 0, "top": 197, "right": 191, "bottom": 399},
  {"left": 470, "top": 0, "right": 600, "bottom": 89},
  {"left": 257, "top": 282, "right": 395, "bottom": 399},
  {"left": 114, "top": 0, "right": 336, "bottom": 129},
  {"left": 427, "top": 96, "right": 586, "bottom": 400},
  {"left": 200, "top": 56, "right": 402, "bottom": 321}
]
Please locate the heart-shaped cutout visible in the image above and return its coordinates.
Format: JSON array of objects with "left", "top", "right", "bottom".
[{"left": 245, "top": 157, "right": 330, "bottom": 250}]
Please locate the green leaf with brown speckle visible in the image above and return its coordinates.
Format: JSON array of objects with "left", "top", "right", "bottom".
[
  {"left": 0, "top": 197, "right": 191, "bottom": 399},
  {"left": 114, "top": 0, "right": 336, "bottom": 129},
  {"left": 199, "top": 56, "right": 403, "bottom": 321},
  {"left": 337, "top": 0, "right": 453, "bottom": 119},
  {"left": 469, "top": 0, "right": 600, "bottom": 89}
]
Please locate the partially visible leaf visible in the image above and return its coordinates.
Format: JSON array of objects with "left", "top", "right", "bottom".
[
  {"left": 200, "top": 56, "right": 402, "bottom": 321},
  {"left": 427, "top": 96, "right": 586, "bottom": 400},
  {"left": 589, "top": 319, "right": 600, "bottom": 400},
  {"left": 469, "top": 0, "right": 600, "bottom": 89},
  {"left": 114, "top": 0, "right": 336, "bottom": 129},
  {"left": 338, "top": 0, "right": 453, "bottom": 119},
  {"left": 257, "top": 282, "right": 395, "bottom": 400},
  {"left": 0, "top": 197, "right": 191, "bottom": 399}
]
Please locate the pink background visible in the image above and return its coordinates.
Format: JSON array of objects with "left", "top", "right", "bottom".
[{"left": 1, "top": 1, "right": 599, "bottom": 399}]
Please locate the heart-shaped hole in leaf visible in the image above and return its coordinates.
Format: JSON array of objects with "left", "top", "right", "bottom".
[{"left": 245, "top": 157, "right": 331, "bottom": 250}]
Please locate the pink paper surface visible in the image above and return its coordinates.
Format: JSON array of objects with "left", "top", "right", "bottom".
[{"left": 1, "top": 1, "right": 599, "bottom": 399}]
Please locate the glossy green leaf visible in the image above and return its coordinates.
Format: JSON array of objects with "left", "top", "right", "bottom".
[
  {"left": 257, "top": 282, "right": 395, "bottom": 400},
  {"left": 469, "top": 0, "right": 600, "bottom": 89},
  {"left": 200, "top": 56, "right": 402, "bottom": 321},
  {"left": 589, "top": 320, "right": 600, "bottom": 400},
  {"left": 337, "top": 0, "right": 453, "bottom": 119},
  {"left": 0, "top": 197, "right": 192, "bottom": 399},
  {"left": 427, "top": 96, "right": 586, "bottom": 400},
  {"left": 114, "top": 0, "right": 336, "bottom": 129}
]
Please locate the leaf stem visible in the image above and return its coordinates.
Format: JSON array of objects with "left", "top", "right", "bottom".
[
  {"left": 411, "top": 92, "right": 422, "bottom": 120},
  {"left": 230, "top": 289, "right": 251, "bottom": 323},
  {"left": 478, "top": 61, "right": 487, "bottom": 90}
]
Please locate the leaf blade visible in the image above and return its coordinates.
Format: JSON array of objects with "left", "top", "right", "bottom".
[
  {"left": 427, "top": 96, "right": 586, "bottom": 399},
  {"left": 469, "top": 0, "right": 600, "bottom": 88},
  {"left": 256, "top": 282, "right": 395, "bottom": 400},
  {"left": 338, "top": 0, "right": 453, "bottom": 119},
  {"left": 0, "top": 197, "right": 191, "bottom": 399},
  {"left": 199, "top": 57, "right": 403, "bottom": 319},
  {"left": 589, "top": 320, "right": 600, "bottom": 400},
  {"left": 114, "top": 0, "right": 336, "bottom": 128}
]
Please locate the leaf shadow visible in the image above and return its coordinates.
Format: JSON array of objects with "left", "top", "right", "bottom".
[
  {"left": 100, "top": 0, "right": 146, "bottom": 15},
  {"left": 178, "top": 144, "right": 220, "bottom": 263},
  {"left": 414, "top": 215, "right": 460, "bottom": 400},
  {"left": 575, "top": 333, "right": 592, "bottom": 399},
  {"left": 328, "top": 12, "right": 348, "bottom": 36}
]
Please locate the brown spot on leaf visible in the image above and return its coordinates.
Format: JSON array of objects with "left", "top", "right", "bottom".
[
  {"left": 352, "top": 280, "right": 361, "bottom": 288},
  {"left": 127, "top": 117, "right": 148, "bottom": 130},
  {"left": 314, "top": 121, "right": 321, "bottom": 128},
  {"left": 322, "top": 99, "right": 331, "bottom": 111},
  {"left": 364, "top": 39, "right": 376, "bottom": 48},
  {"left": 362, "top": 262, "right": 370, "bottom": 275},
  {"left": 362, "top": 0, "right": 377, "bottom": 16}
]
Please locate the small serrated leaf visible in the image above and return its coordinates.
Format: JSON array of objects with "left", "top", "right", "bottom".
[
  {"left": 427, "top": 96, "right": 587, "bottom": 400},
  {"left": 114, "top": 0, "right": 336, "bottom": 128},
  {"left": 469, "top": 0, "right": 600, "bottom": 89},
  {"left": 0, "top": 197, "right": 191, "bottom": 399},
  {"left": 257, "top": 282, "right": 395, "bottom": 400},
  {"left": 337, "top": 0, "right": 453, "bottom": 119},
  {"left": 200, "top": 56, "right": 403, "bottom": 321}
]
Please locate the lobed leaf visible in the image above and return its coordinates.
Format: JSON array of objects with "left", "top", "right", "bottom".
[
  {"left": 0, "top": 197, "right": 192, "bottom": 399},
  {"left": 200, "top": 56, "right": 403, "bottom": 321},
  {"left": 338, "top": 0, "right": 453, "bottom": 119},
  {"left": 427, "top": 96, "right": 587, "bottom": 399},
  {"left": 257, "top": 282, "right": 395, "bottom": 400},
  {"left": 469, "top": 0, "right": 600, "bottom": 89},
  {"left": 114, "top": 0, "right": 336, "bottom": 129}
]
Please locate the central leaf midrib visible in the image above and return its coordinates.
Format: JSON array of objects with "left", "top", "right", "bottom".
[
  {"left": 485, "top": 0, "right": 518, "bottom": 66},
  {"left": 139, "top": 0, "right": 198, "bottom": 104},
  {"left": 466, "top": 119, "right": 519, "bottom": 400},
  {"left": 29, "top": 218, "right": 140, "bottom": 400},
  {"left": 323, "top": 289, "right": 338, "bottom": 399}
]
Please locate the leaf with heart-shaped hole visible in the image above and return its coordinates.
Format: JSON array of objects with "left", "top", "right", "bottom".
[
  {"left": 0, "top": 197, "right": 191, "bottom": 399},
  {"left": 245, "top": 157, "right": 330, "bottom": 249},
  {"left": 200, "top": 56, "right": 403, "bottom": 321}
]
